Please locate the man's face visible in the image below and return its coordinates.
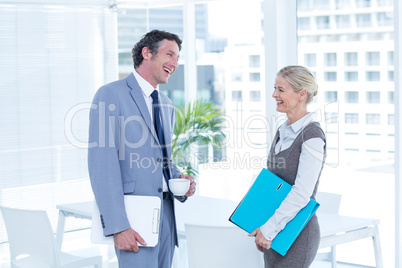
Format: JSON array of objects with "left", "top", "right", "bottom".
[{"left": 142, "top": 39, "right": 180, "bottom": 88}]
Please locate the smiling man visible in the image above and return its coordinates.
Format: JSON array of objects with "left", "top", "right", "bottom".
[{"left": 88, "top": 30, "right": 196, "bottom": 268}]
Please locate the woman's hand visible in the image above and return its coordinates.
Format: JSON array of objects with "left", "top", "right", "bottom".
[{"left": 249, "top": 227, "right": 272, "bottom": 252}]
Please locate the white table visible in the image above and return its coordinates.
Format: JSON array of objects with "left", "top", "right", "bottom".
[
  {"left": 56, "top": 201, "right": 93, "bottom": 249},
  {"left": 317, "top": 212, "right": 383, "bottom": 268},
  {"left": 56, "top": 195, "right": 383, "bottom": 267}
]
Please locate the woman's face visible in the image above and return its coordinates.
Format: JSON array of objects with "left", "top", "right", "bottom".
[{"left": 272, "top": 75, "right": 304, "bottom": 115}]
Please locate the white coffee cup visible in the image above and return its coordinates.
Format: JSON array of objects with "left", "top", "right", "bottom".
[{"left": 169, "top": 178, "right": 190, "bottom": 196}]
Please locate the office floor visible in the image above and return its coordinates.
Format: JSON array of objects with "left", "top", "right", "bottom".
[{"left": 0, "top": 228, "right": 372, "bottom": 268}]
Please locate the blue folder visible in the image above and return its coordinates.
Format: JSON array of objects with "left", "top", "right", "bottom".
[{"left": 229, "top": 168, "right": 320, "bottom": 256}]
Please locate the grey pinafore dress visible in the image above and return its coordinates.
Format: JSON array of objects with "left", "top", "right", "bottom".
[{"left": 264, "top": 122, "right": 326, "bottom": 268}]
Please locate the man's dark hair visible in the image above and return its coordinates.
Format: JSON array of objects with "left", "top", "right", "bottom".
[{"left": 132, "top": 30, "right": 182, "bottom": 69}]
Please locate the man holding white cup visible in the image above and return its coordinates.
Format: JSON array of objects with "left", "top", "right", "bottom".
[{"left": 88, "top": 30, "right": 196, "bottom": 268}]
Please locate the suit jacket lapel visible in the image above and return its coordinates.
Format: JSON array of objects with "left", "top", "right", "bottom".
[{"left": 126, "top": 73, "right": 159, "bottom": 143}]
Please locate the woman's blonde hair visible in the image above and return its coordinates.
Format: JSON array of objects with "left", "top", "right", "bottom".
[{"left": 277, "top": 65, "right": 318, "bottom": 104}]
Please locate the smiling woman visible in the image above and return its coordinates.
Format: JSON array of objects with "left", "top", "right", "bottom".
[
  {"left": 272, "top": 66, "right": 318, "bottom": 124},
  {"left": 251, "top": 65, "right": 326, "bottom": 268}
]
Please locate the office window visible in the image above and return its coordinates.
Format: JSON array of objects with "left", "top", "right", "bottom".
[
  {"left": 298, "top": 0, "right": 312, "bottom": 11},
  {"left": 388, "top": 92, "right": 394, "bottom": 104},
  {"left": 377, "top": 0, "right": 393, "bottom": 6},
  {"left": 356, "top": 0, "right": 371, "bottom": 8},
  {"left": 345, "top": 113, "right": 359, "bottom": 124},
  {"left": 366, "top": 113, "right": 381, "bottom": 125},
  {"left": 377, "top": 12, "right": 394, "bottom": 26},
  {"left": 298, "top": 0, "right": 395, "bottom": 264},
  {"left": 336, "top": 15, "right": 351, "bottom": 28},
  {"left": 212, "top": 144, "right": 226, "bottom": 162},
  {"left": 335, "top": 0, "right": 352, "bottom": 9},
  {"left": 325, "top": 112, "right": 338, "bottom": 123},
  {"left": 366, "top": 71, "right": 380, "bottom": 81},
  {"left": 389, "top": 71, "right": 394, "bottom": 81},
  {"left": 304, "top": 53, "right": 317, "bottom": 67},
  {"left": 356, "top": 14, "right": 372, "bottom": 27},
  {"left": 324, "top": 72, "right": 337, "bottom": 81},
  {"left": 0, "top": 3, "right": 117, "bottom": 242},
  {"left": 388, "top": 114, "right": 395, "bottom": 125},
  {"left": 249, "top": 55, "right": 260, "bottom": 68},
  {"left": 345, "top": 91, "right": 359, "bottom": 103},
  {"left": 366, "top": 51, "right": 380, "bottom": 66},
  {"left": 345, "top": 52, "right": 358, "bottom": 66},
  {"left": 325, "top": 91, "right": 338, "bottom": 102},
  {"left": 367, "top": 32, "right": 384, "bottom": 41},
  {"left": 366, "top": 91, "right": 380, "bottom": 103},
  {"left": 232, "top": 91, "right": 242, "bottom": 101},
  {"left": 312, "top": 72, "right": 317, "bottom": 80},
  {"left": 327, "top": 35, "right": 341, "bottom": 42},
  {"left": 250, "top": 91, "right": 261, "bottom": 102},
  {"left": 324, "top": 53, "right": 337, "bottom": 66},
  {"left": 313, "top": 0, "right": 330, "bottom": 10},
  {"left": 388, "top": 51, "right": 394, "bottom": 66},
  {"left": 298, "top": 17, "right": 311, "bottom": 30},
  {"left": 345, "top": 71, "right": 358, "bottom": 81},
  {"left": 316, "top": 16, "right": 330, "bottom": 29},
  {"left": 346, "top": 33, "right": 361, "bottom": 41},
  {"left": 249, "top": 72, "right": 260, "bottom": 82},
  {"left": 304, "top": 36, "right": 320, "bottom": 42},
  {"left": 232, "top": 72, "right": 242, "bottom": 82}
]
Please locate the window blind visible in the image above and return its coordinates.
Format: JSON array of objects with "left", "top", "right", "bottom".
[{"left": 0, "top": 2, "right": 118, "bottom": 242}]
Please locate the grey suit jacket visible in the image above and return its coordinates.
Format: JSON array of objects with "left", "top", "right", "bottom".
[{"left": 88, "top": 73, "right": 185, "bottom": 239}]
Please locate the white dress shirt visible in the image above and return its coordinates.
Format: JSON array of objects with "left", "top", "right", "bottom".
[
  {"left": 260, "top": 113, "right": 325, "bottom": 240},
  {"left": 132, "top": 71, "right": 169, "bottom": 192}
]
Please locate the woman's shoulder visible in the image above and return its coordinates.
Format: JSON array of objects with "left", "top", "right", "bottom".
[{"left": 301, "top": 122, "right": 326, "bottom": 140}]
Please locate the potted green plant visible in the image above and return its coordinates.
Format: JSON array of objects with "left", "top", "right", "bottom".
[{"left": 172, "top": 99, "right": 226, "bottom": 176}]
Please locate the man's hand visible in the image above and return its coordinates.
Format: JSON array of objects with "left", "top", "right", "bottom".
[
  {"left": 113, "top": 228, "right": 147, "bottom": 252},
  {"left": 249, "top": 227, "right": 272, "bottom": 252},
  {"left": 179, "top": 174, "right": 196, "bottom": 197}
]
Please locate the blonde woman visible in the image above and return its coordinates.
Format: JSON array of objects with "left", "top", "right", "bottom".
[{"left": 250, "top": 65, "right": 326, "bottom": 267}]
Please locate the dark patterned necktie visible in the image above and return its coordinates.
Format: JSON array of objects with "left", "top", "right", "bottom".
[{"left": 151, "top": 90, "right": 170, "bottom": 186}]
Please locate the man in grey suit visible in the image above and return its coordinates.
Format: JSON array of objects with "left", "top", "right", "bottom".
[{"left": 88, "top": 30, "right": 196, "bottom": 268}]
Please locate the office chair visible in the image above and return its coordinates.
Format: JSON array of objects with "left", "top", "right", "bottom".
[
  {"left": 185, "top": 224, "right": 264, "bottom": 268},
  {"left": 0, "top": 206, "right": 102, "bottom": 268}
]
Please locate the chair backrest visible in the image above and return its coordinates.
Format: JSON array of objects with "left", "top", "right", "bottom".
[
  {"left": 316, "top": 192, "right": 342, "bottom": 214},
  {"left": 185, "top": 224, "right": 264, "bottom": 268},
  {"left": 0, "top": 206, "right": 60, "bottom": 267}
]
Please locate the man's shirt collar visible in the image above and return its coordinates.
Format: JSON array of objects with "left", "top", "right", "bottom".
[{"left": 133, "top": 70, "right": 159, "bottom": 97}]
